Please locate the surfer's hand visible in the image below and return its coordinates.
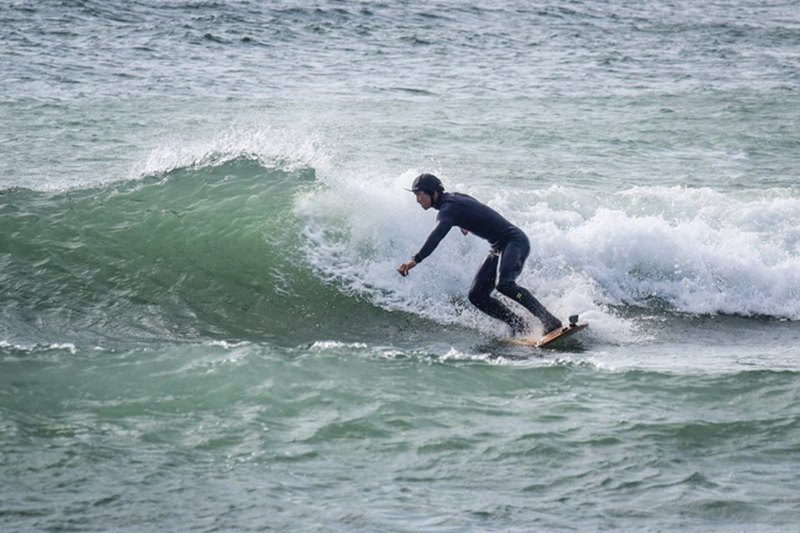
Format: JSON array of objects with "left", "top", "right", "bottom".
[{"left": 398, "top": 259, "right": 417, "bottom": 277}]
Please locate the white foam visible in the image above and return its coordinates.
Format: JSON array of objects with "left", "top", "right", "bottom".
[
  {"left": 134, "top": 120, "right": 333, "bottom": 179},
  {"left": 309, "top": 341, "right": 369, "bottom": 351},
  {"left": 0, "top": 341, "right": 78, "bottom": 355},
  {"left": 296, "top": 175, "right": 800, "bottom": 333}
]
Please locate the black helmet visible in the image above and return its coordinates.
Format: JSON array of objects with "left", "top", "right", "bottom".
[{"left": 410, "top": 173, "right": 444, "bottom": 195}]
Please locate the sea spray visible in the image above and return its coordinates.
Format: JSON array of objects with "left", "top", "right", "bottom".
[{"left": 295, "top": 174, "right": 800, "bottom": 347}]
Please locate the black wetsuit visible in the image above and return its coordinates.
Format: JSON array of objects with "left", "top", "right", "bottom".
[{"left": 413, "top": 192, "right": 562, "bottom": 334}]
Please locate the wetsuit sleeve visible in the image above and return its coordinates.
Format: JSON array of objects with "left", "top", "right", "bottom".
[{"left": 413, "top": 217, "right": 453, "bottom": 263}]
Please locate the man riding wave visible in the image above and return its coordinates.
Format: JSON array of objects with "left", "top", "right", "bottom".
[{"left": 398, "top": 173, "right": 562, "bottom": 336}]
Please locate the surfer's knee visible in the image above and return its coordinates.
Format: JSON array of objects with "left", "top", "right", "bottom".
[
  {"left": 468, "top": 286, "right": 490, "bottom": 307},
  {"left": 495, "top": 281, "right": 520, "bottom": 299},
  {"left": 467, "top": 289, "right": 483, "bottom": 307}
]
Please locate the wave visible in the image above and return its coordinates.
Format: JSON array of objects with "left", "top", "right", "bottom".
[
  {"left": 2, "top": 155, "right": 799, "bottom": 348},
  {"left": 0, "top": 157, "right": 408, "bottom": 347}
]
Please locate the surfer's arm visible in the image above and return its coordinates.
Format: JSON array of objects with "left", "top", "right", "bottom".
[
  {"left": 398, "top": 219, "right": 452, "bottom": 277},
  {"left": 413, "top": 219, "right": 453, "bottom": 264}
]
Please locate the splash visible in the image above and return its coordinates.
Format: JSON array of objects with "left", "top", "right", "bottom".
[{"left": 295, "top": 177, "right": 800, "bottom": 339}]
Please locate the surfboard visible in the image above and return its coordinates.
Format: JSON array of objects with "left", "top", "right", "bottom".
[{"left": 508, "top": 316, "right": 588, "bottom": 348}]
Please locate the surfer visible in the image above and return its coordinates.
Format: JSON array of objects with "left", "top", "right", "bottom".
[{"left": 398, "top": 173, "right": 562, "bottom": 336}]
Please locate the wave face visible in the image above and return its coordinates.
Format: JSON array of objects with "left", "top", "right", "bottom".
[{"left": 0, "top": 157, "right": 405, "bottom": 347}]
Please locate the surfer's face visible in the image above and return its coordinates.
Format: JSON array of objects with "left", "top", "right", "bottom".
[{"left": 414, "top": 190, "right": 433, "bottom": 210}]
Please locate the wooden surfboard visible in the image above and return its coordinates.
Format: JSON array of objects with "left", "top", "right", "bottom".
[
  {"left": 534, "top": 323, "right": 588, "bottom": 348},
  {"left": 508, "top": 317, "right": 588, "bottom": 348}
]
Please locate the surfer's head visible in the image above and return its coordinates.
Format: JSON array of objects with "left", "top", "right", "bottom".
[{"left": 409, "top": 173, "right": 444, "bottom": 210}]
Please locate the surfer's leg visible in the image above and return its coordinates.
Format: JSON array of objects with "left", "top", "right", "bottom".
[
  {"left": 468, "top": 250, "right": 526, "bottom": 334},
  {"left": 495, "top": 237, "right": 562, "bottom": 334}
]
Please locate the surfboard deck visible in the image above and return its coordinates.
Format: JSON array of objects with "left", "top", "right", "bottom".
[{"left": 508, "top": 323, "right": 588, "bottom": 348}]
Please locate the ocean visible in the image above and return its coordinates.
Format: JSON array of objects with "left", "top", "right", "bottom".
[{"left": 2, "top": 0, "right": 800, "bottom": 531}]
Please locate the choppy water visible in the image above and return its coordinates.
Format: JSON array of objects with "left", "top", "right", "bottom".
[{"left": 2, "top": 1, "right": 800, "bottom": 531}]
